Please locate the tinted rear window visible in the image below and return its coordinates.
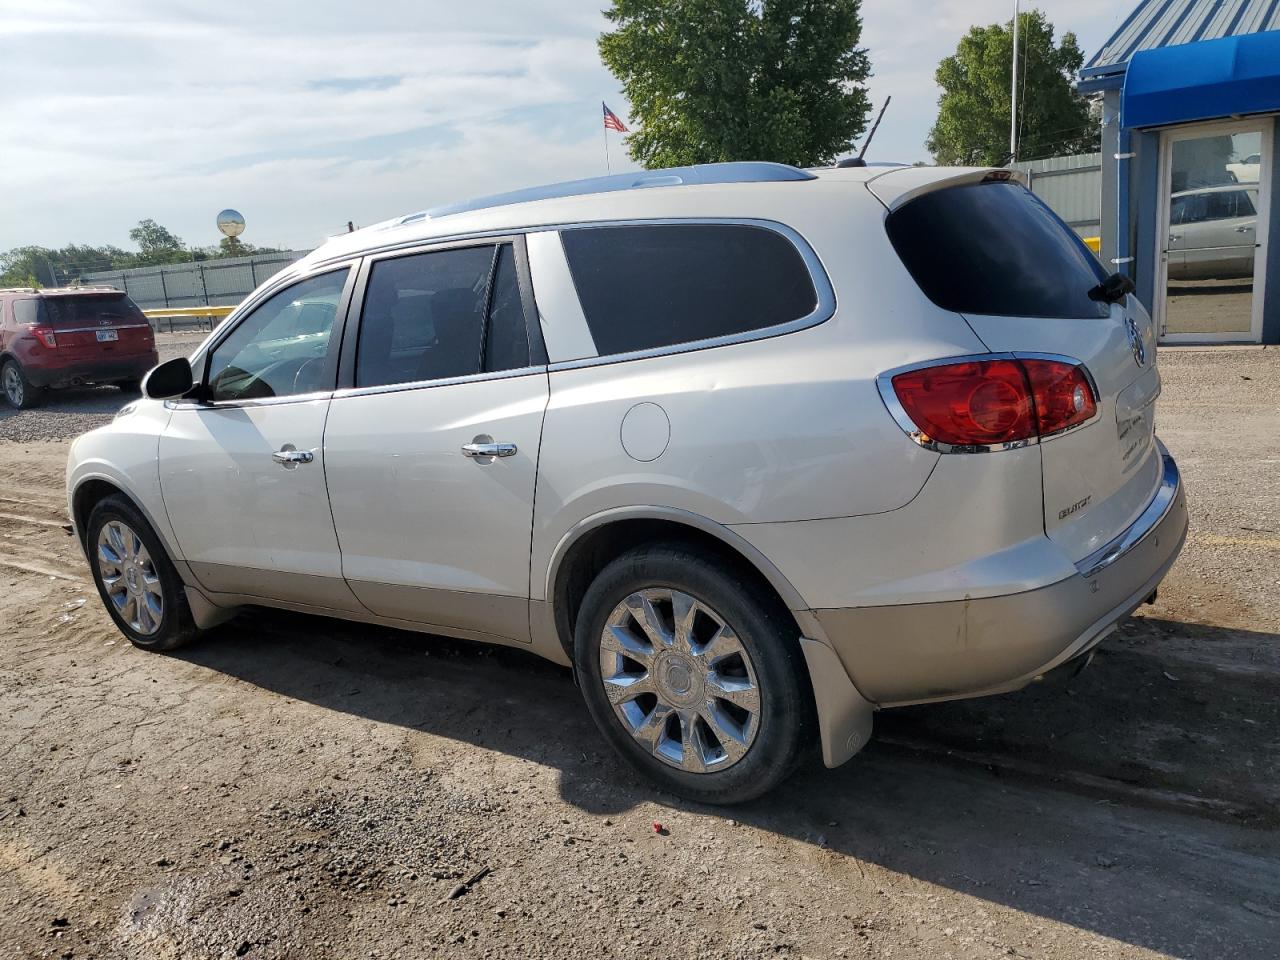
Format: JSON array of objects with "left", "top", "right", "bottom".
[
  {"left": 886, "top": 182, "right": 1108, "bottom": 319},
  {"left": 14, "top": 293, "right": 146, "bottom": 327},
  {"left": 561, "top": 223, "right": 818, "bottom": 356}
]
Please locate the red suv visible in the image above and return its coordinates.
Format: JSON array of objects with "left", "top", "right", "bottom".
[{"left": 0, "top": 287, "right": 159, "bottom": 409}]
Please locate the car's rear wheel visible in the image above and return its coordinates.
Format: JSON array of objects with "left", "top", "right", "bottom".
[
  {"left": 573, "top": 543, "right": 815, "bottom": 804},
  {"left": 2, "top": 360, "right": 42, "bottom": 409},
  {"left": 86, "top": 495, "right": 196, "bottom": 651}
]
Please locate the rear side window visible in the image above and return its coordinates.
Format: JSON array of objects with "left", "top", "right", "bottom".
[
  {"left": 356, "top": 243, "right": 531, "bottom": 388},
  {"left": 886, "top": 182, "right": 1108, "bottom": 320},
  {"left": 14, "top": 293, "right": 146, "bottom": 327},
  {"left": 560, "top": 223, "right": 818, "bottom": 356}
]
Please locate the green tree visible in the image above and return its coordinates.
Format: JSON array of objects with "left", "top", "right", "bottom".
[
  {"left": 599, "top": 0, "right": 872, "bottom": 169},
  {"left": 927, "top": 10, "right": 1097, "bottom": 166},
  {"left": 0, "top": 244, "right": 132, "bottom": 287},
  {"left": 128, "top": 218, "right": 190, "bottom": 266}
]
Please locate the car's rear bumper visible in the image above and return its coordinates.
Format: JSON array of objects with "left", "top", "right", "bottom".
[
  {"left": 813, "top": 447, "right": 1188, "bottom": 706},
  {"left": 26, "top": 354, "right": 158, "bottom": 388}
]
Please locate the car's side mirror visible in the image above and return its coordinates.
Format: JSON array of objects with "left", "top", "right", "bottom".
[{"left": 143, "top": 357, "right": 195, "bottom": 400}]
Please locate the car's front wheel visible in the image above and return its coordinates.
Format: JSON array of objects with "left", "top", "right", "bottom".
[
  {"left": 574, "top": 543, "right": 815, "bottom": 804},
  {"left": 2, "top": 359, "right": 42, "bottom": 409},
  {"left": 86, "top": 495, "right": 197, "bottom": 651}
]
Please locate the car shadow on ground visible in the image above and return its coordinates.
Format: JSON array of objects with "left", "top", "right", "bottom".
[{"left": 176, "top": 607, "right": 1280, "bottom": 959}]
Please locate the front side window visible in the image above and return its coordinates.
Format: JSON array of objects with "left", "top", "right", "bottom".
[
  {"left": 356, "top": 243, "right": 530, "bottom": 388},
  {"left": 207, "top": 268, "right": 348, "bottom": 402},
  {"left": 560, "top": 223, "right": 819, "bottom": 356}
]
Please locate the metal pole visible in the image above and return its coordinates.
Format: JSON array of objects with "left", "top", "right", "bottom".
[
  {"left": 603, "top": 124, "right": 612, "bottom": 175},
  {"left": 1010, "top": 0, "right": 1020, "bottom": 162}
]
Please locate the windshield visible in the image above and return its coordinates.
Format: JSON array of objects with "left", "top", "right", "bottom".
[{"left": 886, "top": 181, "right": 1109, "bottom": 320}]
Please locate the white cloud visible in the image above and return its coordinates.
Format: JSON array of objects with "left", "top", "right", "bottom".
[{"left": 1, "top": 0, "right": 1131, "bottom": 252}]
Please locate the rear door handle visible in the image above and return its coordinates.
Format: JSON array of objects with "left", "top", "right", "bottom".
[
  {"left": 272, "top": 447, "right": 314, "bottom": 467},
  {"left": 461, "top": 442, "right": 517, "bottom": 459}
]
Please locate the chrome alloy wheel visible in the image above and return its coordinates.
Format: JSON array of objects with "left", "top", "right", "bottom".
[
  {"left": 599, "top": 588, "right": 761, "bottom": 773},
  {"left": 2, "top": 365, "right": 23, "bottom": 407},
  {"left": 96, "top": 520, "right": 163, "bottom": 636}
]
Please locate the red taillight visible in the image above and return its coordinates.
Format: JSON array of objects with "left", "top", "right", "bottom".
[
  {"left": 1021, "top": 358, "right": 1097, "bottom": 436},
  {"left": 29, "top": 325, "right": 57, "bottom": 349},
  {"left": 890, "top": 358, "right": 1095, "bottom": 448}
]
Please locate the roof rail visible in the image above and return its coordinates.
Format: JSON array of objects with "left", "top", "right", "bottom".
[{"left": 399, "top": 161, "right": 817, "bottom": 225}]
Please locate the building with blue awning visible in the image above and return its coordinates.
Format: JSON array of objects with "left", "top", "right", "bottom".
[{"left": 1078, "top": 1, "right": 1280, "bottom": 343}]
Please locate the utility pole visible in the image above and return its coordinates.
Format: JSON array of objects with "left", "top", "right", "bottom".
[{"left": 1010, "top": 0, "right": 1020, "bottom": 162}]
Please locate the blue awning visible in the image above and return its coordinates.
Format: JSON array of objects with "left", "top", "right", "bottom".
[{"left": 1122, "top": 29, "right": 1280, "bottom": 129}]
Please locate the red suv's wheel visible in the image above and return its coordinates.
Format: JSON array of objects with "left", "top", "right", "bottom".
[{"left": 2, "top": 360, "right": 42, "bottom": 409}]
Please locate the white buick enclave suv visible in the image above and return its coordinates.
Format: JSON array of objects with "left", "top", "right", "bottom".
[{"left": 67, "top": 162, "right": 1188, "bottom": 803}]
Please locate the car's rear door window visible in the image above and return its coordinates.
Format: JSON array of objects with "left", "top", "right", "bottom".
[
  {"left": 885, "top": 181, "right": 1109, "bottom": 319},
  {"left": 560, "top": 223, "right": 818, "bottom": 356},
  {"left": 356, "top": 243, "right": 531, "bottom": 388}
]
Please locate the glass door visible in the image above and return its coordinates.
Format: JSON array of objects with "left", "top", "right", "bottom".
[{"left": 1157, "top": 119, "right": 1271, "bottom": 342}]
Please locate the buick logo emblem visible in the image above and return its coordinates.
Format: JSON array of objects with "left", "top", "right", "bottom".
[{"left": 1125, "top": 316, "right": 1146, "bottom": 367}]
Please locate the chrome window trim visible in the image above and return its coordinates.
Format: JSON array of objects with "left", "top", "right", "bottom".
[
  {"left": 545, "top": 218, "right": 836, "bottom": 371},
  {"left": 166, "top": 390, "right": 334, "bottom": 411},
  {"left": 54, "top": 323, "right": 152, "bottom": 333},
  {"left": 332, "top": 363, "right": 546, "bottom": 400},
  {"left": 875, "top": 352, "right": 1102, "bottom": 454},
  {"left": 1075, "top": 448, "right": 1180, "bottom": 578}
]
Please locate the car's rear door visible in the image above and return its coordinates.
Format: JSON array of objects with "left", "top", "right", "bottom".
[
  {"left": 322, "top": 238, "right": 549, "bottom": 642},
  {"left": 879, "top": 174, "right": 1163, "bottom": 565},
  {"left": 158, "top": 265, "right": 363, "bottom": 608}
]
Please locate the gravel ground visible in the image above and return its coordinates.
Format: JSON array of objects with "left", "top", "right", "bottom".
[
  {"left": 0, "top": 345, "right": 1277, "bottom": 959},
  {"left": 0, "top": 333, "right": 205, "bottom": 442}
]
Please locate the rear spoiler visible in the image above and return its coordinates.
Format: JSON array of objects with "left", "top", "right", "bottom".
[{"left": 865, "top": 167, "right": 1030, "bottom": 212}]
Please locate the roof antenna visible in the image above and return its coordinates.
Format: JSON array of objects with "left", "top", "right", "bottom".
[{"left": 837, "top": 95, "right": 891, "bottom": 168}]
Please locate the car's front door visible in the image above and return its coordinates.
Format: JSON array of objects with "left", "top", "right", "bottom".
[
  {"left": 159, "top": 265, "right": 366, "bottom": 610},
  {"left": 323, "top": 239, "right": 549, "bottom": 642}
]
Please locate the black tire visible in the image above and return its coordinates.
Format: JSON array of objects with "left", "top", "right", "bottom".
[
  {"left": 115, "top": 379, "right": 142, "bottom": 394},
  {"left": 2, "top": 359, "right": 42, "bottom": 409},
  {"left": 573, "top": 542, "right": 816, "bottom": 804},
  {"left": 86, "top": 494, "right": 197, "bottom": 651}
]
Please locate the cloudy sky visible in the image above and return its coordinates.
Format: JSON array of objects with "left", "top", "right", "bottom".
[{"left": 0, "top": 0, "right": 1126, "bottom": 253}]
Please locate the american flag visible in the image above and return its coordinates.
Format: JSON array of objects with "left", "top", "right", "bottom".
[{"left": 603, "top": 102, "right": 628, "bottom": 133}]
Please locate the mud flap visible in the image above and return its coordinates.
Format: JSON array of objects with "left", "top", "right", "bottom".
[{"left": 799, "top": 636, "right": 876, "bottom": 768}]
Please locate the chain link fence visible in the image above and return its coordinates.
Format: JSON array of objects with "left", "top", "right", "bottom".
[{"left": 81, "top": 250, "right": 311, "bottom": 310}]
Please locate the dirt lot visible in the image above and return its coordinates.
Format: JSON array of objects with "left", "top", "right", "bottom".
[{"left": 1, "top": 339, "right": 1278, "bottom": 959}]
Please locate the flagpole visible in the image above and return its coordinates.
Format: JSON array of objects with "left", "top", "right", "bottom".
[{"left": 603, "top": 122, "right": 612, "bottom": 175}]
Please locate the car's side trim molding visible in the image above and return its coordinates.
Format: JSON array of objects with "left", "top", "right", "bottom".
[{"left": 1075, "top": 444, "right": 1181, "bottom": 579}]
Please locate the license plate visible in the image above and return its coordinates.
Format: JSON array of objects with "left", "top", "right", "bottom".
[{"left": 95, "top": 329, "right": 118, "bottom": 342}]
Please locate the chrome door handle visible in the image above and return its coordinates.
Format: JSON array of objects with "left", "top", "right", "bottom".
[
  {"left": 461, "top": 442, "right": 517, "bottom": 459},
  {"left": 272, "top": 447, "right": 314, "bottom": 466},
  {"left": 1235, "top": 225, "right": 1254, "bottom": 233}
]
